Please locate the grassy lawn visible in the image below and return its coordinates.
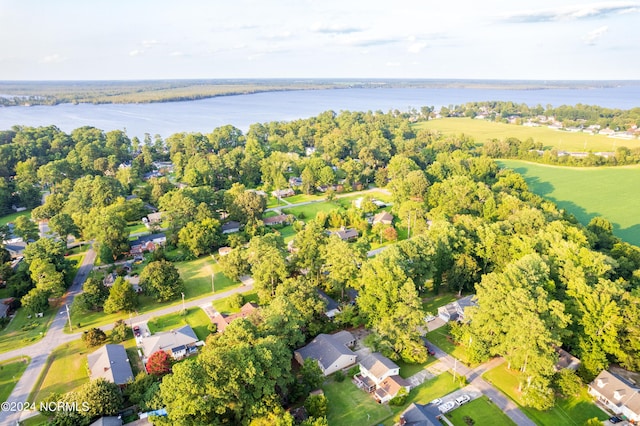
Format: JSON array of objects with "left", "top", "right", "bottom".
[
  {"left": 336, "top": 190, "right": 393, "bottom": 206},
  {"left": 126, "top": 222, "right": 149, "bottom": 235},
  {"left": 147, "top": 307, "right": 212, "bottom": 340},
  {"left": 69, "top": 256, "right": 240, "bottom": 332},
  {"left": 0, "top": 356, "right": 30, "bottom": 403},
  {"left": 272, "top": 225, "right": 296, "bottom": 242},
  {"left": 396, "top": 358, "right": 433, "bottom": 379},
  {"left": 20, "top": 414, "right": 49, "bottom": 425},
  {"left": 0, "top": 305, "right": 57, "bottom": 354},
  {"left": 323, "top": 377, "right": 393, "bottom": 426},
  {"left": 283, "top": 201, "right": 343, "bottom": 221},
  {"left": 483, "top": 364, "right": 608, "bottom": 426},
  {"left": 0, "top": 209, "right": 32, "bottom": 226},
  {"left": 499, "top": 159, "right": 640, "bottom": 245},
  {"left": 416, "top": 118, "right": 640, "bottom": 152},
  {"left": 31, "top": 339, "right": 89, "bottom": 403},
  {"left": 286, "top": 193, "right": 326, "bottom": 204},
  {"left": 425, "top": 324, "right": 477, "bottom": 367},
  {"left": 422, "top": 293, "right": 457, "bottom": 316},
  {"left": 446, "top": 396, "right": 516, "bottom": 426},
  {"left": 212, "top": 290, "right": 258, "bottom": 314}
]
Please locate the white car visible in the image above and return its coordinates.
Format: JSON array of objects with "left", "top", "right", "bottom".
[
  {"left": 438, "top": 401, "right": 456, "bottom": 413},
  {"left": 424, "top": 314, "right": 436, "bottom": 322},
  {"left": 430, "top": 398, "right": 442, "bottom": 405},
  {"left": 455, "top": 395, "right": 471, "bottom": 405}
]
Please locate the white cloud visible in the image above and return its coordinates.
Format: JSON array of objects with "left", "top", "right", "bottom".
[
  {"left": 408, "top": 42, "right": 428, "bottom": 54},
  {"left": 40, "top": 53, "right": 65, "bottom": 63},
  {"left": 501, "top": 2, "right": 640, "bottom": 23},
  {"left": 310, "top": 22, "right": 362, "bottom": 34},
  {"left": 129, "top": 50, "right": 144, "bottom": 57},
  {"left": 169, "top": 51, "right": 184, "bottom": 57},
  {"left": 584, "top": 25, "right": 609, "bottom": 44},
  {"left": 385, "top": 61, "right": 401, "bottom": 67},
  {"left": 142, "top": 39, "right": 161, "bottom": 48}
]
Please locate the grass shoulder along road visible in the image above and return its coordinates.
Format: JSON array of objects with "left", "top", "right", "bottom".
[
  {"left": 147, "top": 307, "right": 212, "bottom": 341},
  {"left": 425, "top": 324, "right": 478, "bottom": 367},
  {"left": 0, "top": 356, "right": 30, "bottom": 403},
  {"left": 483, "top": 363, "right": 608, "bottom": 426}
]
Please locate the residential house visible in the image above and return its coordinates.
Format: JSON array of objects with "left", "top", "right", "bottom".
[
  {"left": 317, "top": 289, "right": 340, "bottom": 318},
  {"left": 354, "top": 352, "right": 408, "bottom": 403},
  {"left": 0, "top": 299, "right": 11, "bottom": 319},
  {"left": 289, "top": 177, "right": 303, "bottom": 187},
  {"left": 141, "top": 325, "right": 201, "bottom": 364},
  {"left": 373, "top": 211, "right": 394, "bottom": 226},
  {"left": 221, "top": 221, "right": 241, "bottom": 234},
  {"left": 294, "top": 331, "right": 357, "bottom": 376},
  {"left": 218, "top": 246, "right": 232, "bottom": 256},
  {"left": 143, "top": 212, "right": 164, "bottom": 228},
  {"left": 588, "top": 370, "right": 640, "bottom": 422},
  {"left": 398, "top": 403, "right": 441, "bottom": 426},
  {"left": 211, "top": 302, "right": 259, "bottom": 333},
  {"left": 333, "top": 227, "right": 359, "bottom": 241},
  {"left": 87, "top": 344, "right": 134, "bottom": 387},
  {"left": 130, "top": 233, "right": 167, "bottom": 255},
  {"left": 89, "top": 417, "right": 123, "bottom": 426},
  {"left": 272, "top": 188, "right": 295, "bottom": 198},
  {"left": 554, "top": 347, "right": 581, "bottom": 372},
  {"left": 263, "top": 214, "right": 290, "bottom": 226},
  {"left": 437, "top": 295, "right": 478, "bottom": 322}
]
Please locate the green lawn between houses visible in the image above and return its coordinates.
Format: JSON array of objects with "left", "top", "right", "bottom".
[
  {"left": 147, "top": 306, "right": 212, "bottom": 341},
  {"left": 445, "top": 396, "right": 516, "bottom": 426},
  {"left": 416, "top": 118, "right": 640, "bottom": 152},
  {"left": 483, "top": 364, "right": 608, "bottom": 426},
  {"left": 499, "top": 159, "right": 640, "bottom": 246},
  {"left": 425, "top": 324, "right": 478, "bottom": 367},
  {"left": 324, "top": 371, "right": 462, "bottom": 426},
  {"left": 0, "top": 209, "right": 32, "bottom": 226},
  {"left": 0, "top": 356, "right": 30, "bottom": 403},
  {"left": 68, "top": 256, "right": 240, "bottom": 332}
]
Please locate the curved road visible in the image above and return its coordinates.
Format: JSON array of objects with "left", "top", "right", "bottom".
[{"left": 0, "top": 248, "right": 252, "bottom": 425}]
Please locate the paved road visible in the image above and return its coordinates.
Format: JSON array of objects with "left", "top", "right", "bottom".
[{"left": 425, "top": 339, "right": 536, "bottom": 426}]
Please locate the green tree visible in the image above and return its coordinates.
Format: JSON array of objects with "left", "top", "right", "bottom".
[
  {"left": 219, "top": 248, "right": 250, "bottom": 281},
  {"left": 139, "top": 260, "right": 184, "bottom": 302},
  {"left": 75, "top": 276, "right": 109, "bottom": 311},
  {"left": 304, "top": 394, "right": 328, "bottom": 418},
  {"left": 76, "top": 378, "right": 123, "bottom": 418},
  {"left": 247, "top": 234, "right": 289, "bottom": 303},
  {"left": 21, "top": 287, "right": 49, "bottom": 315},
  {"left": 82, "top": 327, "right": 108, "bottom": 347},
  {"left": 48, "top": 212, "right": 79, "bottom": 243},
  {"left": 322, "top": 235, "right": 363, "bottom": 300},
  {"left": 178, "top": 218, "right": 222, "bottom": 258},
  {"left": 103, "top": 277, "right": 138, "bottom": 314},
  {"left": 110, "top": 319, "right": 129, "bottom": 343},
  {"left": 14, "top": 216, "right": 40, "bottom": 241}
]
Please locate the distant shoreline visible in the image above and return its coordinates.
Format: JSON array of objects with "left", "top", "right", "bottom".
[{"left": 1, "top": 79, "right": 638, "bottom": 107}]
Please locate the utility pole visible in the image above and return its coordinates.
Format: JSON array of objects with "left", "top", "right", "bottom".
[
  {"left": 453, "top": 358, "right": 457, "bottom": 383},
  {"left": 181, "top": 292, "right": 185, "bottom": 313},
  {"left": 211, "top": 274, "right": 215, "bottom": 293},
  {"left": 65, "top": 303, "right": 72, "bottom": 332}
]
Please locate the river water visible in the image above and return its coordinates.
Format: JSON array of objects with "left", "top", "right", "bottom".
[{"left": 0, "top": 86, "right": 638, "bottom": 139}]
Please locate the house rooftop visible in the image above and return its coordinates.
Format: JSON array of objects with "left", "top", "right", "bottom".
[
  {"left": 141, "top": 325, "right": 199, "bottom": 357},
  {"left": 131, "top": 233, "right": 166, "bottom": 246},
  {"left": 591, "top": 370, "right": 640, "bottom": 414},
  {"left": 359, "top": 352, "right": 399, "bottom": 380},
  {"left": 295, "top": 331, "right": 355, "bottom": 371},
  {"left": 317, "top": 289, "right": 339, "bottom": 312},
  {"left": 399, "top": 403, "right": 441, "bottom": 426},
  {"left": 221, "top": 221, "right": 241, "bottom": 232},
  {"left": 87, "top": 344, "right": 134, "bottom": 385},
  {"left": 212, "top": 302, "right": 258, "bottom": 332}
]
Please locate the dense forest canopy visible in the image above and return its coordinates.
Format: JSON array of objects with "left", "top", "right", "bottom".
[{"left": 2, "top": 104, "right": 640, "bottom": 422}]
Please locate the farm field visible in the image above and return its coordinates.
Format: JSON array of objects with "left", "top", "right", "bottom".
[
  {"left": 416, "top": 118, "right": 640, "bottom": 152},
  {"left": 499, "top": 160, "right": 640, "bottom": 246}
]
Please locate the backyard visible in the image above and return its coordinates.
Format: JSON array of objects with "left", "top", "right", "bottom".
[
  {"left": 211, "top": 290, "right": 259, "bottom": 314},
  {"left": 483, "top": 364, "right": 608, "bottom": 426},
  {"left": 147, "top": 307, "right": 212, "bottom": 341},
  {"left": 425, "top": 325, "right": 477, "bottom": 367},
  {"left": 0, "top": 356, "right": 30, "bottom": 403}
]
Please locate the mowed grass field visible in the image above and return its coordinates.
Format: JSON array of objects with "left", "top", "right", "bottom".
[
  {"left": 499, "top": 160, "right": 640, "bottom": 246},
  {"left": 416, "top": 118, "right": 640, "bottom": 151}
]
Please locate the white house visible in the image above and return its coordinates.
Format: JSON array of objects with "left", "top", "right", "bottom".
[
  {"left": 589, "top": 370, "right": 640, "bottom": 422},
  {"left": 294, "top": 331, "right": 357, "bottom": 376},
  {"left": 354, "top": 352, "right": 408, "bottom": 403}
]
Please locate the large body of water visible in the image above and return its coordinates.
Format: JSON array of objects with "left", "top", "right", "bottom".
[{"left": 0, "top": 86, "right": 639, "bottom": 139}]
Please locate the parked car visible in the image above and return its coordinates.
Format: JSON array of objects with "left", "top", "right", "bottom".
[
  {"left": 455, "top": 395, "right": 471, "bottom": 405},
  {"left": 430, "top": 398, "right": 442, "bottom": 406},
  {"left": 438, "top": 401, "right": 456, "bottom": 413},
  {"left": 609, "top": 416, "right": 623, "bottom": 424},
  {"left": 133, "top": 326, "right": 141, "bottom": 337},
  {"left": 424, "top": 314, "right": 436, "bottom": 322}
]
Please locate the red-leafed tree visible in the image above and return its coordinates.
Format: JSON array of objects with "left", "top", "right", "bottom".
[{"left": 146, "top": 350, "right": 172, "bottom": 376}]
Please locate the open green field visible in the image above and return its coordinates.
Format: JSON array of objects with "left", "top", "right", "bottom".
[
  {"left": 416, "top": 118, "right": 640, "bottom": 151},
  {"left": 282, "top": 201, "right": 343, "bottom": 220},
  {"left": 446, "top": 396, "right": 516, "bottom": 426},
  {"left": 0, "top": 356, "right": 30, "bottom": 403},
  {"left": 499, "top": 160, "right": 640, "bottom": 246},
  {"left": 69, "top": 256, "right": 240, "bottom": 332},
  {"left": 148, "top": 307, "right": 212, "bottom": 341},
  {"left": 483, "top": 364, "right": 607, "bottom": 426},
  {"left": 31, "top": 339, "right": 89, "bottom": 403}
]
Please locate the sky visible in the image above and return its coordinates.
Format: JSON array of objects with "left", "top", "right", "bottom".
[{"left": 0, "top": 0, "right": 639, "bottom": 80}]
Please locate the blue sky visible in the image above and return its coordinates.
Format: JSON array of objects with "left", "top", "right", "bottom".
[{"left": 1, "top": 0, "right": 639, "bottom": 80}]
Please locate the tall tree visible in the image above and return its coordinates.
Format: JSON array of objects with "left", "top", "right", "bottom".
[
  {"left": 103, "top": 277, "right": 138, "bottom": 314},
  {"left": 139, "top": 260, "right": 185, "bottom": 302}
]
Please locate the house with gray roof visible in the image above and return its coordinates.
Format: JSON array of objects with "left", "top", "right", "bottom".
[
  {"left": 87, "top": 344, "right": 134, "bottom": 386},
  {"left": 294, "top": 330, "right": 357, "bottom": 376},
  {"left": 221, "top": 221, "right": 241, "bottom": 234},
  {"left": 589, "top": 370, "right": 640, "bottom": 422},
  {"left": 141, "top": 325, "right": 201, "bottom": 364},
  {"left": 317, "top": 289, "right": 340, "bottom": 318},
  {"left": 398, "top": 403, "right": 440, "bottom": 426},
  {"left": 438, "top": 295, "right": 478, "bottom": 322},
  {"left": 354, "top": 352, "right": 408, "bottom": 403},
  {"left": 333, "top": 227, "right": 359, "bottom": 241}
]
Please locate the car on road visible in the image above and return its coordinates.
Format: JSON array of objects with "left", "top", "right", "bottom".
[
  {"left": 609, "top": 416, "right": 623, "bottom": 424},
  {"left": 430, "top": 398, "right": 442, "bottom": 406},
  {"left": 133, "top": 326, "right": 141, "bottom": 337},
  {"left": 455, "top": 395, "right": 471, "bottom": 405},
  {"left": 426, "top": 345, "right": 436, "bottom": 356},
  {"left": 438, "top": 401, "right": 456, "bottom": 413}
]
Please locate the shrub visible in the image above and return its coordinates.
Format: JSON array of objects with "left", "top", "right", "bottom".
[
  {"left": 333, "top": 370, "right": 345, "bottom": 382},
  {"left": 229, "top": 293, "right": 244, "bottom": 310},
  {"left": 82, "top": 327, "right": 107, "bottom": 347},
  {"left": 348, "top": 365, "right": 360, "bottom": 377},
  {"left": 304, "top": 394, "right": 328, "bottom": 418},
  {"left": 389, "top": 387, "right": 408, "bottom": 406},
  {"left": 208, "top": 323, "right": 218, "bottom": 334}
]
